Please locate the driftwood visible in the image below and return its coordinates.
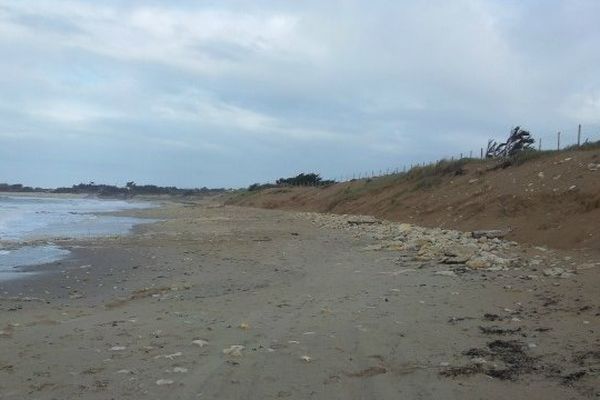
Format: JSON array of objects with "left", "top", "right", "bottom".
[{"left": 486, "top": 127, "right": 535, "bottom": 159}]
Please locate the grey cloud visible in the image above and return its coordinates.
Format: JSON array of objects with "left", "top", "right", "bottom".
[{"left": 0, "top": 0, "right": 599, "bottom": 188}]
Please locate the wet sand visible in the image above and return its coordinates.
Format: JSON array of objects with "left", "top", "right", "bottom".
[{"left": 0, "top": 200, "right": 598, "bottom": 399}]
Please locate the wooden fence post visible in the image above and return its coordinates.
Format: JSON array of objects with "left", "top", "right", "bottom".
[
  {"left": 578, "top": 124, "right": 581, "bottom": 147},
  {"left": 557, "top": 131, "right": 561, "bottom": 151}
]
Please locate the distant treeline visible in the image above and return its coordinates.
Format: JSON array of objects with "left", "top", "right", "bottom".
[
  {"left": 248, "top": 173, "right": 335, "bottom": 191},
  {"left": 0, "top": 182, "right": 226, "bottom": 197},
  {"left": 0, "top": 183, "right": 45, "bottom": 192}
]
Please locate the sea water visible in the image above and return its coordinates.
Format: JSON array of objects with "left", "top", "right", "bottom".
[{"left": 0, "top": 194, "right": 154, "bottom": 280}]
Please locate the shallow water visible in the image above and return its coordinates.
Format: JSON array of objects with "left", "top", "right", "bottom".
[
  {"left": 0, "top": 245, "right": 70, "bottom": 280},
  {"left": 0, "top": 195, "right": 154, "bottom": 280}
]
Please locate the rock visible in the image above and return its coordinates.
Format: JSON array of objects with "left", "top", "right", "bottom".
[
  {"left": 361, "top": 244, "right": 383, "bottom": 251},
  {"left": 543, "top": 267, "right": 574, "bottom": 278},
  {"left": 156, "top": 379, "right": 174, "bottom": 386},
  {"left": 173, "top": 367, "right": 188, "bottom": 373},
  {"left": 471, "top": 230, "right": 508, "bottom": 239},
  {"left": 192, "top": 339, "right": 209, "bottom": 347},
  {"left": 396, "top": 223, "right": 413, "bottom": 233},
  {"left": 347, "top": 217, "right": 381, "bottom": 226},
  {"left": 537, "top": 171, "right": 545, "bottom": 179},
  {"left": 587, "top": 163, "right": 600, "bottom": 171},
  {"left": 154, "top": 352, "right": 183, "bottom": 360},
  {"left": 116, "top": 369, "right": 132, "bottom": 374},
  {"left": 223, "top": 345, "right": 245, "bottom": 357},
  {"left": 466, "top": 258, "right": 490, "bottom": 270},
  {"left": 110, "top": 346, "right": 126, "bottom": 351},
  {"left": 441, "top": 255, "right": 470, "bottom": 265},
  {"left": 305, "top": 211, "right": 524, "bottom": 274},
  {"left": 435, "top": 270, "right": 457, "bottom": 277},
  {"left": 300, "top": 355, "right": 312, "bottom": 362}
]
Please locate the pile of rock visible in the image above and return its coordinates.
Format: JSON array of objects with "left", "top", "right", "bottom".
[{"left": 302, "top": 212, "right": 522, "bottom": 272}]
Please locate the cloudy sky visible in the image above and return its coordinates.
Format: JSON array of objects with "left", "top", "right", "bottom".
[{"left": 1, "top": 0, "right": 599, "bottom": 188}]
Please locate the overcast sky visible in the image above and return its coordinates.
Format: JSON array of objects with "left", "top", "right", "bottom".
[{"left": 1, "top": 0, "right": 599, "bottom": 188}]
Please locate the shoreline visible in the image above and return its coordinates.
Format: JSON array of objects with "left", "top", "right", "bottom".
[
  {"left": 0, "top": 200, "right": 598, "bottom": 399},
  {"left": 0, "top": 194, "right": 163, "bottom": 282}
]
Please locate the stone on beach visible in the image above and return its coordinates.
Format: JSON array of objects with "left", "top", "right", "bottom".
[
  {"left": 305, "top": 211, "right": 520, "bottom": 272},
  {"left": 543, "top": 267, "right": 575, "bottom": 278},
  {"left": 223, "top": 345, "right": 245, "bottom": 357},
  {"left": 435, "top": 270, "right": 457, "bottom": 277},
  {"left": 192, "top": 339, "right": 209, "bottom": 347}
]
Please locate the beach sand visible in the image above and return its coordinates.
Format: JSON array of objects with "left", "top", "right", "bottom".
[{"left": 0, "top": 200, "right": 598, "bottom": 399}]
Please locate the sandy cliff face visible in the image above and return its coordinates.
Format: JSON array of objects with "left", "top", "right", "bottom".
[{"left": 229, "top": 148, "right": 600, "bottom": 252}]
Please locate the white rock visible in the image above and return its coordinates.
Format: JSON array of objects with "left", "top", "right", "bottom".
[
  {"left": 154, "top": 352, "right": 183, "bottom": 360},
  {"left": 116, "top": 369, "right": 132, "bottom": 374},
  {"left": 192, "top": 339, "right": 209, "bottom": 348},
  {"left": 222, "top": 345, "right": 245, "bottom": 357}
]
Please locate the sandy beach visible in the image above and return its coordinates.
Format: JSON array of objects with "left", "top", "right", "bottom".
[{"left": 0, "top": 199, "right": 598, "bottom": 399}]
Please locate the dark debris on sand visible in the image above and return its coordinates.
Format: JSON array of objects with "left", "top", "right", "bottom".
[{"left": 441, "top": 339, "right": 537, "bottom": 381}]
